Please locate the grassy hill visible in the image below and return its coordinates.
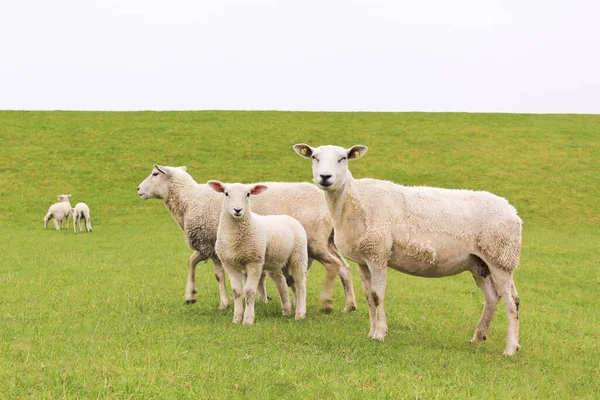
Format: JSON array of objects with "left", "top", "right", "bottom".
[{"left": 1, "top": 111, "right": 598, "bottom": 398}]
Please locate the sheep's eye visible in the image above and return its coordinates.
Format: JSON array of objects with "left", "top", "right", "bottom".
[
  {"left": 312, "top": 156, "right": 319, "bottom": 162},
  {"left": 338, "top": 156, "right": 347, "bottom": 162},
  {"left": 246, "top": 193, "right": 250, "bottom": 198},
  {"left": 225, "top": 192, "right": 229, "bottom": 197},
  {"left": 152, "top": 172, "right": 159, "bottom": 176}
]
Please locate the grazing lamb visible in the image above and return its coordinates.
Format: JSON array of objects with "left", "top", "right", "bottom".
[
  {"left": 208, "top": 181, "right": 308, "bottom": 324},
  {"left": 71, "top": 202, "right": 92, "bottom": 233},
  {"left": 294, "top": 144, "right": 523, "bottom": 356},
  {"left": 137, "top": 165, "right": 356, "bottom": 312},
  {"left": 43, "top": 194, "right": 72, "bottom": 230}
]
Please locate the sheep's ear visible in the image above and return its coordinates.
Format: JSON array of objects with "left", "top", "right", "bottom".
[
  {"left": 207, "top": 180, "right": 225, "bottom": 193},
  {"left": 177, "top": 166, "right": 187, "bottom": 172},
  {"left": 66, "top": 194, "right": 72, "bottom": 197},
  {"left": 347, "top": 145, "right": 368, "bottom": 160},
  {"left": 250, "top": 184, "right": 268, "bottom": 195},
  {"left": 154, "top": 164, "right": 167, "bottom": 175},
  {"left": 293, "top": 144, "right": 314, "bottom": 159}
]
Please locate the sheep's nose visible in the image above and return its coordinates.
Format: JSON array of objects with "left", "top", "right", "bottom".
[
  {"left": 234, "top": 208, "right": 242, "bottom": 213},
  {"left": 320, "top": 174, "right": 332, "bottom": 181}
]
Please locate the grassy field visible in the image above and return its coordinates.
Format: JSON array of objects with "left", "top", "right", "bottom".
[{"left": 1, "top": 110, "right": 598, "bottom": 399}]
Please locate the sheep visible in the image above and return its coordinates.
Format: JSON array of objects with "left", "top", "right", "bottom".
[
  {"left": 208, "top": 180, "right": 308, "bottom": 324},
  {"left": 43, "top": 194, "right": 72, "bottom": 230},
  {"left": 293, "top": 143, "right": 523, "bottom": 356},
  {"left": 137, "top": 165, "right": 356, "bottom": 312},
  {"left": 71, "top": 202, "right": 92, "bottom": 233}
]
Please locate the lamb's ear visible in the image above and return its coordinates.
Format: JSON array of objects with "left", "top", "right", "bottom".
[
  {"left": 71, "top": 208, "right": 75, "bottom": 213},
  {"left": 177, "top": 166, "right": 187, "bottom": 172},
  {"left": 293, "top": 143, "right": 314, "bottom": 159},
  {"left": 207, "top": 180, "right": 225, "bottom": 193},
  {"left": 66, "top": 194, "right": 72, "bottom": 197},
  {"left": 154, "top": 164, "right": 168, "bottom": 175},
  {"left": 347, "top": 145, "right": 368, "bottom": 160},
  {"left": 250, "top": 184, "right": 268, "bottom": 195}
]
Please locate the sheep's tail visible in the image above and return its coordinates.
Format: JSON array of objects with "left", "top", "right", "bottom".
[
  {"left": 478, "top": 220, "right": 522, "bottom": 272},
  {"left": 328, "top": 228, "right": 345, "bottom": 262}
]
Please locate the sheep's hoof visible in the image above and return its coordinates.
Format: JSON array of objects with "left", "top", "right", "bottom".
[
  {"left": 470, "top": 334, "right": 486, "bottom": 344},
  {"left": 185, "top": 299, "right": 197, "bottom": 305},
  {"left": 243, "top": 319, "right": 254, "bottom": 326},
  {"left": 192, "top": 290, "right": 197, "bottom": 294},
  {"left": 282, "top": 309, "right": 292, "bottom": 317},
  {"left": 370, "top": 331, "right": 386, "bottom": 342},
  {"left": 503, "top": 344, "right": 520, "bottom": 356},
  {"left": 321, "top": 306, "right": 333, "bottom": 314},
  {"left": 295, "top": 313, "right": 306, "bottom": 320},
  {"left": 219, "top": 303, "right": 229, "bottom": 310},
  {"left": 232, "top": 317, "right": 242, "bottom": 324},
  {"left": 344, "top": 304, "right": 357, "bottom": 313}
]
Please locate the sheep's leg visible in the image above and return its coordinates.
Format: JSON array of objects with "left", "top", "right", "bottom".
[
  {"left": 53, "top": 219, "right": 61, "bottom": 231},
  {"left": 258, "top": 271, "right": 269, "bottom": 303},
  {"left": 366, "top": 261, "right": 388, "bottom": 341},
  {"left": 224, "top": 266, "right": 244, "bottom": 324},
  {"left": 267, "top": 270, "right": 292, "bottom": 317},
  {"left": 243, "top": 264, "right": 262, "bottom": 325},
  {"left": 73, "top": 216, "right": 78, "bottom": 233},
  {"left": 357, "top": 264, "right": 376, "bottom": 338},
  {"left": 86, "top": 217, "right": 92, "bottom": 232},
  {"left": 490, "top": 267, "right": 520, "bottom": 356},
  {"left": 470, "top": 273, "right": 500, "bottom": 343},
  {"left": 321, "top": 244, "right": 357, "bottom": 313},
  {"left": 211, "top": 258, "right": 229, "bottom": 309},
  {"left": 64, "top": 214, "right": 69, "bottom": 229},
  {"left": 184, "top": 252, "right": 205, "bottom": 304},
  {"left": 290, "top": 263, "right": 307, "bottom": 320}
]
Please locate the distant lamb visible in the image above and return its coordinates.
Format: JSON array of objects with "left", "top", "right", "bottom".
[
  {"left": 137, "top": 165, "right": 356, "bottom": 312},
  {"left": 294, "top": 143, "right": 522, "bottom": 356},
  {"left": 43, "top": 194, "right": 72, "bottom": 230},
  {"left": 208, "top": 181, "right": 307, "bottom": 324},
  {"left": 71, "top": 202, "right": 92, "bottom": 233}
]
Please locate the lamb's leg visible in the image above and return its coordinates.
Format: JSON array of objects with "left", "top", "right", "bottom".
[
  {"left": 226, "top": 266, "right": 244, "bottom": 324},
  {"left": 86, "top": 217, "right": 92, "bottom": 232},
  {"left": 366, "top": 261, "right": 388, "bottom": 341},
  {"left": 357, "top": 263, "right": 376, "bottom": 338},
  {"left": 73, "top": 216, "right": 78, "bottom": 233},
  {"left": 267, "top": 270, "right": 292, "bottom": 317},
  {"left": 64, "top": 214, "right": 69, "bottom": 229},
  {"left": 290, "top": 262, "right": 307, "bottom": 320},
  {"left": 470, "top": 272, "right": 500, "bottom": 343},
  {"left": 53, "top": 219, "right": 60, "bottom": 231},
  {"left": 211, "top": 257, "right": 229, "bottom": 309},
  {"left": 258, "top": 271, "right": 269, "bottom": 303},
  {"left": 243, "top": 264, "right": 262, "bottom": 325},
  {"left": 185, "top": 252, "right": 205, "bottom": 304},
  {"left": 490, "top": 267, "right": 520, "bottom": 356}
]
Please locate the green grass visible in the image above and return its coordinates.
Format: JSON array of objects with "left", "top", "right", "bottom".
[{"left": 1, "top": 110, "right": 598, "bottom": 399}]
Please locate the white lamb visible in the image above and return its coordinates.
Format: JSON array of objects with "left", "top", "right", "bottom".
[
  {"left": 137, "top": 165, "right": 356, "bottom": 312},
  {"left": 208, "top": 180, "right": 308, "bottom": 325},
  {"left": 43, "top": 194, "right": 72, "bottom": 230},
  {"left": 71, "top": 202, "right": 92, "bottom": 233},
  {"left": 294, "top": 143, "right": 523, "bottom": 356}
]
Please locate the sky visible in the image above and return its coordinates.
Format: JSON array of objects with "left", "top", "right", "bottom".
[{"left": 1, "top": 0, "right": 598, "bottom": 113}]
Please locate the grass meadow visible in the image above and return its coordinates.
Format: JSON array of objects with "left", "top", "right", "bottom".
[{"left": 1, "top": 110, "right": 599, "bottom": 399}]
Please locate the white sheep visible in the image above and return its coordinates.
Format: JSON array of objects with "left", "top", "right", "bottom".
[
  {"left": 208, "top": 181, "right": 308, "bottom": 324},
  {"left": 294, "top": 144, "right": 523, "bottom": 356},
  {"left": 43, "top": 194, "right": 72, "bottom": 230},
  {"left": 71, "top": 202, "right": 92, "bottom": 233},
  {"left": 137, "top": 165, "right": 356, "bottom": 312}
]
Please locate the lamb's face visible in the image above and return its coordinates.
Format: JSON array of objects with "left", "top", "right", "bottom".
[
  {"left": 137, "top": 166, "right": 170, "bottom": 200},
  {"left": 293, "top": 144, "right": 368, "bottom": 191},
  {"left": 57, "top": 194, "right": 71, "bottom": 202},
  {"left": 207, "top": 181, "right": 268, "bottom": 219}
]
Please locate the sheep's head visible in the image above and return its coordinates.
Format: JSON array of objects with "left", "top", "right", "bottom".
[
  {"left": 293, "top": 144, "right": 368, "bottom": 191},
  {"left": 207, "top": 181, "right": 267, "bottom": 219},
  {"left": 57, "top": 194, "right": 71, "bottom": 202},
  {"left": 137, "top": 165, "right": 187, "bottom": 200}
]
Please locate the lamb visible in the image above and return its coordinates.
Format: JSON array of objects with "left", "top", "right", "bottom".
[
  {"left": 71, "top": 202, "right": 92, "bottom": 233},
  {"left": 294, "top": 143, "right": 523, "bottom": 356},
  {"left": 137, "top": 165, "right": 356, "bottom": 312},
  {"left": 43, "top": 194, "right": 72, "bottom": 230},
  {"left": 208, "top": 180, "right": 308, "bottom": 324}
]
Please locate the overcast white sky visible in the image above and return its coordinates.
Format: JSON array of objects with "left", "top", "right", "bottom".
[{"left": 1, "top": 0, "right": 598, "bottom": 113}]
